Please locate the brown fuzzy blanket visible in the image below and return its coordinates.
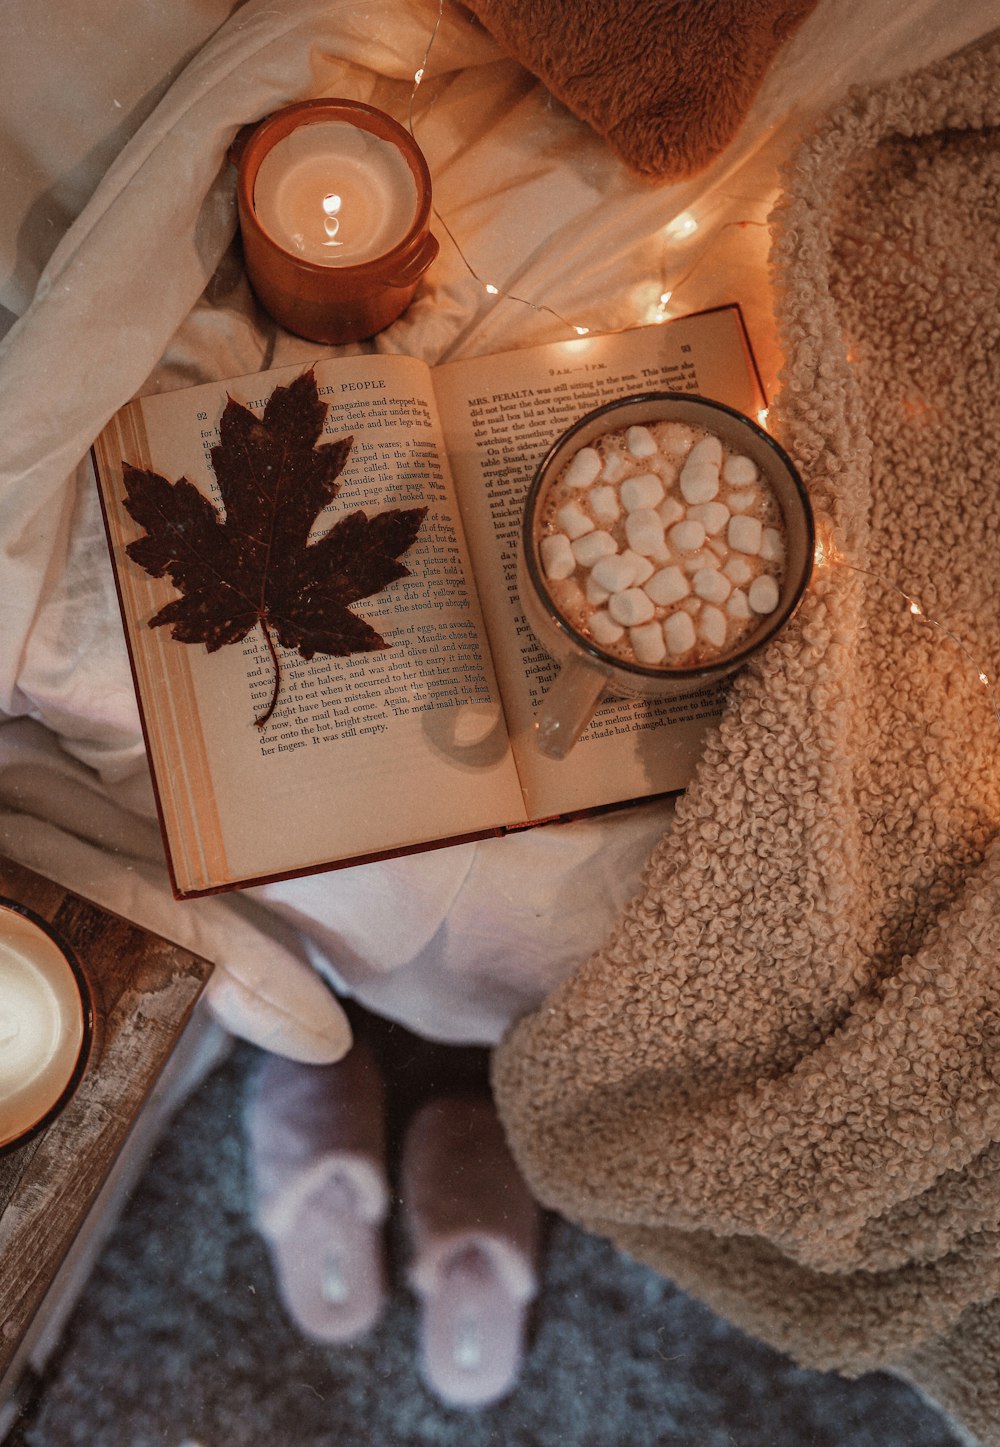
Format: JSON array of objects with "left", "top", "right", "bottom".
[
  {"left": 493, "top": 30, "right": 1000, "bottom": 1445},
  {"left": 459, "top": 0, "right": 819, "bottom": 178}
]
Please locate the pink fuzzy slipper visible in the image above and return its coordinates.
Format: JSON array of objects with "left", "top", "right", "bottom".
[
  {"left": 245, "top": 1041, "right": 389, "bottom": 1343},
  {"left": 402, "top": 1095, "right": 541, "bottom": 1408}
]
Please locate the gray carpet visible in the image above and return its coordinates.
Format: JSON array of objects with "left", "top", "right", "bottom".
[{"left": 9, "top": 1017, "right": 969, "bottom": 1447}]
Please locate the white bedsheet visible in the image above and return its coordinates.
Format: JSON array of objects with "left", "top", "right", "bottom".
[{"left": 0, "top": 0, "right": 995, "bottom": 1058}]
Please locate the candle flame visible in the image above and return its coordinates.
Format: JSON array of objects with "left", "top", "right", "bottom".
[{"left": 322, "top": 193, "right": 342, "bottom": 244}]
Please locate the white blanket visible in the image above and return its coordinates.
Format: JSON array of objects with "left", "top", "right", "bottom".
[{"left": 1, "top": 0, "right": 995, "bottom": 1060}]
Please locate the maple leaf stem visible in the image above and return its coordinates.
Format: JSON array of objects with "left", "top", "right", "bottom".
[{"left": 254, "top": 618, "right": 282, "bottom": 729}]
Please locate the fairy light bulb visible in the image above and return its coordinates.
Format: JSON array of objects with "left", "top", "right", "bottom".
[
  {"left": 663, "top": 210, "right": 699, "bottom": 240},
  {"left": 650, "top": 289, "right": 673, "bottom": 323}
]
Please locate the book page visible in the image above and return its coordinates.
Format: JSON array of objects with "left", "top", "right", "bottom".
[
  {"left": 432, "top": 308, "right": 766, "bottom": 818},
  {"left": 94, "top": 354, "right": 527, "bottom": 895}
]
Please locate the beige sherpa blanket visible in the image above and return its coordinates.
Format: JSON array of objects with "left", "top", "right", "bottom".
[{"left": 493, "top": 30, "right": 1000, "bottom": 1445}]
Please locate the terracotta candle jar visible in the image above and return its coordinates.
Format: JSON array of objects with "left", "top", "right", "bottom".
[
  {"left": 234, "top": 99, "right": 439, "bottom": 345},
  {"left": 0, "top": 900, "right": 93, "bottom": 1152}
]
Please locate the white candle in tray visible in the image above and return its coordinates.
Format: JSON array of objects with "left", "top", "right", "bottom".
[
  {"left": 252, "top": 121, "right": 418, "bottom": 267},
  {"left": 0, "top": 905, "right": 89, "bottom": 1149}
]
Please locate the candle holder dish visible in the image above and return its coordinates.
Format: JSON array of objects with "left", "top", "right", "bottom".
[
  {"left": 0, "top": 899, "right": 95, "bottom": 1153},
  {"left": 233, "top": 98, "right": 439, "bottom": 345}
]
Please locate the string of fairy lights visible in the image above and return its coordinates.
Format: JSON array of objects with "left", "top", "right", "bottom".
[
  {"left": 404, "top": 0, "right": 1000, "bottom": 728},
  {"left": 407, "top": 0, "right": 776, "bottom": 338},
  {"left": 407, "top": 0, "right": 590, "bottom": 335},
  {"left": 817, "top": 538, "right": 1000, "bottom": 727}
]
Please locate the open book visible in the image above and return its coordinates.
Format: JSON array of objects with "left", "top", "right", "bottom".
[{"left": 92, "top": 305, "right": 765, "bottom": 897}]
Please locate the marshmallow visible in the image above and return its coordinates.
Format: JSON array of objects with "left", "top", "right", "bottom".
[
  {"left": 727, "top": 588, "right": 752, "bottom": 619},
  {"left": 657, "top": 422, "right": 696, "bottom": 456},
  {"left": 693, "top": 567, "right": 731, "bottom": 604},
  {"left": 699, "top": 604, "right": 728, "bottom": 649},
  {"left": 688, "top": 500, "right": 730, "bottom": 535},
  {"left": 625, "top": 508, "right": 666, "bottom": 556},
  {"left": 620, "top": 473, "right": 664, "bottom": 511},
  {"left": 685, "top": 549, "right": 720, "bottom": 574},
  {"left": 608, "top": 588, "right": 656, "bottom": 626},
  {"left": 644, "top": 565, "right": 690, "bottom": 606},
  {"left": 541, "top": 532, "right": 575, "bottom": 580},
  {"left": 563, "top": 447, "right": 602, "bottom": 489},
  {"left": 572, "top": 530, "right": 618, "bottom": 566},
  {"left": 559, "top": 580, "right": 586, "bottom": 617},
  {"left": 589, "top": 609, "right": 625, "bottom": 646},
  {"left": 760, "top": 526, "right": 785, "bottom": 564},
  {"left": 748, "top": 574, "right": 780, "bottom": 614},
  {"left": 626, "top": 425, "right": 658, "bottom": 459},
  {"left": 657, "top": 495, "right": 685, "bottom": 528},
  {"left": 664, "top": 610, "right": 696, "bottom": 655},
  {"left": 668, "top": 519, "right": 706, "bottom": 553},
  {"left": 622, "top": 549, "right": 655, "bottom": 586},
  {"left": 600, "top": 451, "right": 629, "bottom": 484},
  {"left": 556, "top": 501, "right": 594, "bottom": 539},
  {"left": 586, "top": 572, "right": 611, "bottom": 605},
  {"left": 728, "top": 488, "right": 759, "bottom": 513},
  {"left": 687, "top": 434, "right": 723, "bottom": 469},
  {"left": 723, "top": 555, "right": 754, "bottom": 586},
  {"left": 590, "top": 485, "right": 621, "bottom": 526},
  {"left": 728, "top": 515, "right": 763, "bottom": 554},
  {"left": 679, "top": 460, "right": 720, "bottom": 505},
  {"left": 591, "top": 552, "right": 639, "bottom": 594},
  {"left": 631, "top": 620, "right": 667, "bottom": 665},
  {"left": 722, "top": 453, "right": 758, "bottom": 485}
]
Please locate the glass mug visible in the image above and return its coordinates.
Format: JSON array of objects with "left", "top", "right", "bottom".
[{"left": 518, "top": 392, "right": 815, "bottom": 759}]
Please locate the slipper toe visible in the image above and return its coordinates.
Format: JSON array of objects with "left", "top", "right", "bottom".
[
  {"left": 267, "top": 1165, "right": 388, "bottom": 1343},
  {"left": 403, "top": 1095, "right": 541, "bottom": 1408},
  {"left": 245, "top": 1043, "right": 389, "bottom": 1344},
  {"left": 415, "top": 1235, "right": 533, "bottom": 1406}
]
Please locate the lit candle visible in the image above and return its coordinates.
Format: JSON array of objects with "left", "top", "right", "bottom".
[
  {"left": 0, "top": 904, "right": 90, "bottom": 1150},
  {"left": 252, "top": 121, "right": 418, "bottom": 267},
  {"left": 234, "top": 99, "right": 439, "bottom": 345}
]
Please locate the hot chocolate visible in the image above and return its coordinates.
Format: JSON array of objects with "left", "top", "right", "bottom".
[{"left": 536, "top": 418, "right": 786, "bottom": 669}]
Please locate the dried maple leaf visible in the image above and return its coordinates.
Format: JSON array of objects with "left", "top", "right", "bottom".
[{"left": 122, "top": 369, "right": 426, "bottom": 727}]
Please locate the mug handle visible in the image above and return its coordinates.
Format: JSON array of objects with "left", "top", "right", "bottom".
[{"left": 532, "top": 655, "right": 607, "bottom": 759}]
